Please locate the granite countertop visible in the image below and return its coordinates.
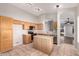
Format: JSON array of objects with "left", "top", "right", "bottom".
[
  {"left": 34, "top": 35, "right": 53, "bottom": 39},
  {"left": 35, "top": 32, "right": 57, "bottom": 36}
]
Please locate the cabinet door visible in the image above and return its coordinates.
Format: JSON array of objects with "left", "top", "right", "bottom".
[
  {"left": 33, "top": 37, "right": 37, "bottom": 48},
  {"left": 41, "top": 38, "right": 47, "bottom": 53},
  {"left": 36, "top": 37, "right": 41, "bottom": 50},
  {"left": 24, "top": 23, "right": 30, "bottom": 29},
  {"left": 25, "top": 35, "right": 31, "bottom": 44},
  {"left": 23, "top": 35, "right": 32, "bottom": 44},
  {"left": 46, "top": 38, "right": 53, "bottom": 54},
  {"left": 33, "top": 37, "right": 41, "bottom": 50},
  {"left": 1, "top": 16, "right": 13, "bottom": 30},
  {"left": 0, "top": 16, "right": 13, "bottom": 52},
  {"left": 0, "top": 18, "right": 1, "bottom": 51},
  {"left": 34, "top": 25, "right": 38, "bottom": 30},
  {"left": 30, "top": 23, "right": 37, "bottom": 30},
  {"left": 28, "top": 35, "right": 32, "bottom": 43},
  {"left": 36, "top": 24, "right": 43, "bottom": 30},
  {"left": 0, "top": 29, "right": 12, "bottom": 52},
  {"left": 39, "top": 24, "right": 43, "bottom": 30}
]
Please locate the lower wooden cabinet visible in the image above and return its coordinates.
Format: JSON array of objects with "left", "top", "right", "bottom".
[
  {"left": 23, "top": 35, "right": 32, "bottom": 44},
  {"left": 33, "top": 35, "right": 53, "bottom": 55}
]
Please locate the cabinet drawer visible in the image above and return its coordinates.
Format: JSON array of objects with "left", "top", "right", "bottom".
[
  {"left": 41, "top": 38, "right": 47, "bottom": 51},
  {"left": 23, "top": 35, "right": 31, "bottom": 44}
]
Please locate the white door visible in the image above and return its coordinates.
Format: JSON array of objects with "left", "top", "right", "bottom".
[{"left": 13, "top": 24, "right": 23, "bottom": 46}]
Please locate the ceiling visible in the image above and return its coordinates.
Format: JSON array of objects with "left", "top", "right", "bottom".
[{"left": 11, "top": 3, "right": 79, "bottom": 16}]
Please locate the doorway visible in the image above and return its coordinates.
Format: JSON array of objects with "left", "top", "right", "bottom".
[
  {"left": 13, "top": 24, "right": 23, "bottom": 46},
  {"left": 60, "top": 14, "right": 74, "bottom": 45}
]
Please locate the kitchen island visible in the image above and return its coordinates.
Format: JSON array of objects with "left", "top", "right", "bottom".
[
  {"left": 33, "top": 35, "right": 53, "bottom": 55},
  {"left": 34, "top": 32, "right": 57, "bottom": 44}
]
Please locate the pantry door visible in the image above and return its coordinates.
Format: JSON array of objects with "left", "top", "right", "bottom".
[{"left": 13, "top": 24, "right": 23, "bottom": 46}]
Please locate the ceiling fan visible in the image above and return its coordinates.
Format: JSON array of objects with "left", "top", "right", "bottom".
[{"left": 64, "top": 18, "right": 74, "bottom": 24}]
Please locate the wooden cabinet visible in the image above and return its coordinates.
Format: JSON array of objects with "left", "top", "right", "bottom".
[
  {"left": 36, "top": 24, "right": 43, "bottom": 30},
  {"left": 23, "top": 22, "right": 43, "bottom": 30},
  {"left": 0, "top": 16, "right": 13, "bottom": 53},
  {"left": 23, "top": 35, "right": 32, "bottom": 44},
  {"left": 29, "top": 23, "right": 38, "bottom": 30},
  {"left": 24, "top": 22, "right": 31, "bottom": 30},
  {"left": 30, "top": 23, "right": 43, "bottom": 30},
  {"left": 33, "top": 35, "right": 53, "bottom": 55},
  {"left": 33, "top": 36, "right": 41, "bottom": 50},
  {"left": 41, "top": 38, "right": 47, "bottom": 52}
]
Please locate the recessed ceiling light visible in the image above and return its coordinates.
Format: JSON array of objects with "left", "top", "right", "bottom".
[
  {"left": 56, "top": 5, "right": 60, "bottom": 8},
  {"left": 54, "top": 4, "right": 63, "bottom": 8}
]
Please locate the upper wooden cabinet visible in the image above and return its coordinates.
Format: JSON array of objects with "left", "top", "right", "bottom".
[
  {"left": 24, "top": 22, "right": 31, "bottom": 30},
  {"left": 30, "top": 23, "right": 38, "bottom": 30},
  {"left": 0, "top": 16, "right": 13, "bottom": 52},
  {"left": 23, "top": 22, "right": 43, "bottom": 30},
  {"left": 36, "top": 24, "right": 43, "bottom": 30}
]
